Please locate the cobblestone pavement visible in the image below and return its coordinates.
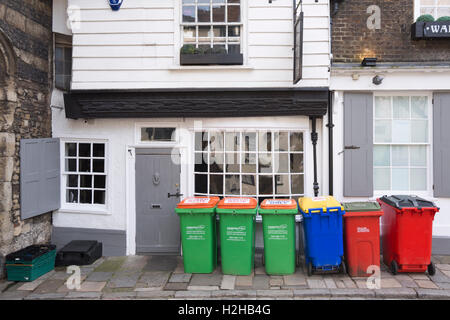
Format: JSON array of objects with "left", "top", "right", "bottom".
[{"left": 1, "top": 254, "right": 450, "bottom": 300}]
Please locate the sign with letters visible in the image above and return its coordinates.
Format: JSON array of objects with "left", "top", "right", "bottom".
[{"left": 412, "top": 21, "right": 450, "bottom": 39}]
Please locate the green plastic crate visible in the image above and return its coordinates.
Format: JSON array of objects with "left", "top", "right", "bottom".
[{"left": 6, "top": 246, "right": 57, "bottom": 282}]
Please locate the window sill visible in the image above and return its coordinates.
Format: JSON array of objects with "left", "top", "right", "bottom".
[
  {"left": 55, "top": 208, "right": 111, "bottom": 216},
  {"left": 169, "top": 65, "right": 254, "bottom": 71}
]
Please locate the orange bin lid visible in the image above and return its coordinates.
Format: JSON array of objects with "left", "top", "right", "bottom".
[
  {"left": 260, "top": 199, "right": 297, "bottom": 210},
  {"left": 177, "top": 196, "right": 220, "bottom": 209},
  {"left": 217, "top": 197, "right": 257, "bottom": 209}
]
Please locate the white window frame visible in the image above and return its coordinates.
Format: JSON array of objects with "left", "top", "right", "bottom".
[
  {"left": 192, "top": 129, "right": 306, "bottom": 202},
  {"left": 373, "top": 92, "right": 433, "bottom": 198},
  {"left": 415, "top": 0, "right": 450, "bottom": 19},
  {"left": 59, "top": 138, "right": 109, "bottom": 214},
  {"left": 134, "top": 122, "right": 180, "bottom": 146}
]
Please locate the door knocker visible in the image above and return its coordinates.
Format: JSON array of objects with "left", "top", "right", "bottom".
[{"left": 153, "top": 172, "right": 160, "bottom": 185}]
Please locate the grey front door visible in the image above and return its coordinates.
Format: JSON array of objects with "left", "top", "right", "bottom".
[{"left": 135, "top": 148, "right": 181, "bottom": 254}]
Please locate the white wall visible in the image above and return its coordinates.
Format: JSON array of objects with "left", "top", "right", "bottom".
[
  {"left": 330, "top": 70, "right": 450, "bottom": 238},
  {"left": 53, "top": 0, "right": 72, "bottom": 35},
  {"left": 67, "top": 0, "right": 330, "bottom": 89}
]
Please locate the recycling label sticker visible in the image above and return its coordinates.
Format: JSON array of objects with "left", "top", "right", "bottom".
[
  {"left": 312, "top": 197, "right": 327, "bottom": 202},
  {"left": 267, "top": 224, "right": 289, "bottom": 240},
  {"left": 183, "top": 198, "right": 210, "bottom": 204},
  {"left": 265, "top": 200, "right": 293, "bottom": 206},
  {"left": 226, "top": 226, "right": 247, "bottom": 242},
  {"left": 185, "top": 225, "right": 206, "bottom": 240},
  {"left": 224, "top": 198, "right": 251, "bottom": 204}
]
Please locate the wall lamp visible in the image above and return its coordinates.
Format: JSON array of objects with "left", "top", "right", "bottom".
[{"left": 361, "top": 57, "right": 377, "bottom": 67}]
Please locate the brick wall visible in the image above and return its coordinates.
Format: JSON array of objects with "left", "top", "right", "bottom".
[
  {"left": 0, "top": 0, "right": 53, "bottom": 278},
  {"left": 332, "top": 0, "right": 450, "bottom": 63}
]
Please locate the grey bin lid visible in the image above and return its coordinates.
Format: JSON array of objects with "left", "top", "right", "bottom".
[{"left": 343, "top": 201, "right": 381, "bottom": 212}]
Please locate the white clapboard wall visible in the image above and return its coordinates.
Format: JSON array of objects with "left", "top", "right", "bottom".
[{"left": 68, "top": 0, "right": 330, "bottom": 89}]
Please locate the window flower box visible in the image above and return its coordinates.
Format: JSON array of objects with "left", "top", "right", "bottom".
[
  {"left": 180, "top": 53, "right": 243, "bottom": 66},
  {"left": 412, "top": 21, "right": 450, "bottom": 40}
]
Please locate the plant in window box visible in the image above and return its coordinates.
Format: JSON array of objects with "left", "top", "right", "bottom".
[
  {"left": 180, "top": 44, "right": 243, "bottom": 66},
  {"left": 412, "top": 14, "right": 450, "bottom": 40}
]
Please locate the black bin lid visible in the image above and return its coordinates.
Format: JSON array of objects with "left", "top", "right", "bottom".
[
  {"left": 59, "top": 240, "right": 99, "bottom": 253},
  {"left": 6, "top": 244, "right": 56, "bottom": 262},
  {"left": 379, "top": 195, "right": 437, "bottom": 209}
]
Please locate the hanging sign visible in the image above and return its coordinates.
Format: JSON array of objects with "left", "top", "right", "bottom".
[{"left": 109, "top": 0, "right": 123, "bottom": 11}]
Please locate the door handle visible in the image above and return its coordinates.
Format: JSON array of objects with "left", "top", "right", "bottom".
[
  {"left": 151, "top": 204, "right": 161, "bottom": 209},
  {"left": 168, "top": 192, "right": 183, "bottom": 198},
  {"left": 338, "top": 145, "right": 360, "bottom": 155}
]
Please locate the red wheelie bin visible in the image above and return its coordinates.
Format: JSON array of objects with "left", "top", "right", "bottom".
[{"left": 378, "top": 195, "right": 439, "bottom": 275}]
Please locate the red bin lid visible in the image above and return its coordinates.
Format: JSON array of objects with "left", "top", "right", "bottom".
[
  {"left": 177, "top": 197, "right": 220, "bottom": 209},
  {"left": 217, "top": 197, "right": 257, "bottom": 209}
]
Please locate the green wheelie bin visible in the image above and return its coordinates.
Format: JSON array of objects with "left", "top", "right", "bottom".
[
  {"left": 259, "top": 199, "right": 298, "bottom": 275},
  {"left": 175, "top": 196, "right": 220, "bottom": 273},
  {"left": 216, "top": 197, "right": 257, "bottom": 275}
]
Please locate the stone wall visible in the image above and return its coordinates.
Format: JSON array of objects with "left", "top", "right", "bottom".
[
  {"left": 0, "top": 0, "right": 53, "bottom": 278},
  {"left": 331, "top": 0, "right": 450, "bottom": 63}
]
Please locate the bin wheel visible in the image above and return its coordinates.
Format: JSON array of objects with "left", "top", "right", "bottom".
[
  {"left": 339, "top": 260, "right": 347, "bottom": 275},
  {"left": 307, "top": 262, "right": 313, "bottom": 277},
  {"left": 261, "top": 254, "right": 265, "bottom": 266},
  {"left": 428, "top": 262, "right": 436, "bottom": 276},
  {"left": 390, "top": 260, "right": 399, "bottom": 275}
]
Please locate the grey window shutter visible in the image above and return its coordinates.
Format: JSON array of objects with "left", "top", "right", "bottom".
[
  {"left": 20, "top": 138, "right": 61, "bottom": 219},
  {"left": 433, "top": 93, "right": 450, "bottom": 197},
  {"left": 344, "top": 92, "right": 374, "bottom": 197}
]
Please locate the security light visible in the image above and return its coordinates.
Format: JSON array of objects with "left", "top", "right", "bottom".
[{"left": 361, "top": 57, "right": 377, "bottom": 67}]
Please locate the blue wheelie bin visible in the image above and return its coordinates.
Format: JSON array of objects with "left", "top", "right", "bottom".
[{"left": 298, "top": 196, "right": 346, "bottom": 276}]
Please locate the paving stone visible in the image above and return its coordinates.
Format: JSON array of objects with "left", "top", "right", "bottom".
[
  {"left": 169, "top": 273, "right": 192, "bottom": 283},
  {"left": 430, "top": 269, "right": 450, "bottom": 283},
  {"left": 51, "top": 271, "right": 71, "bottom": 281},
  {"left": 137, "top": 291, "right": 176, "bottom": 299},
  {"left": 17, "top": 279, "right": 44, "bottom": 291},
  {"left": 80, "top": 267, "right": 95, "bottom": 276},
  {"left": 187, "top": 286, "right": 219, "bottom": 291},
  {"left": 65, "top": 291, "right": 102, "bottom": 299},
  {"left": 324, "top": 278, "right": 337, "bottom": 289},
  {"left": 24, "top": 293, "right": 67, "bottom": 300},
  {"left": 436, "top": 264, "right": 450, "bottom": 271},
  {"left": 400, "top": 280, "right": 418, "bottom": 288},
  {"left": 380, "top": 278, "right": 402, "bottom": 288},
  {"left": 78, "top": 281, "right": 106, "bottom": 292},
  {"left": 119, "top": 255, "right": 149, "bottom": 273},
  {"left": 410, "top": 274, "right": 430, "bottom": 280},
  {"left": 355, "top": 280, "right": 369, "bottom": 289},
  {"left": 102, "top": 291, "right": 137, "bottom": 300},
  {"left": 139, "top": 271, "right": 171, "bottom": 287},
  {"left": 235, "top": 275, "right": 253, "bottom": 287},
  {"left": 416, "top": 288, "right": 450, "bottom": 299},
  {"left": 164, "top": 282, "right": 189, "bottom": 291},
  {"left": 0, "top": 281, "right": 11, "bottom": 292},
  {"left": 256, "top": 290, "right": 293, "bottom": 298},
  {"left": 436, "top": 282, "right": 450, "bottom": 289},
  {"left": 335, "top": 280, "right": 347, "bottom": 289},
  {"left": 144, "top": 256, "right": 179, "bottom": 272},
  {"left": 254, "top": 267, "right": 266, "bottom": 275},
  {"left": 134, "top": 286, "right": 164, "bottom": 292},
  {"left": 330, "top": 289, "right": 376, "bottom": 298},
  {"left": 107, "top": 273, "right": 140, "bottom": 288},
  {"left": 175, "top": 290, "right": 212, "bottom": 298},
  {"left": 270, "top": 286, "right": 281, "bottom": 290},
  {"left": 394, "top": 274, "right": 413, "bottom": 281},
  {"left": 190, "top": 274, "right": 222, "bottom": 286},
  {"left": 374, "top": 288, "right": 417, "bottom": 299},
  {"left": 0, "top": 291, "right": 29, "bottom": 300},
  {"left": 435, "top": 256, "right": 450, "bottom": 264},
  {"left": 343, "top": 279, "right": 357, "bottom": 288},
  {"left": 293, "top": 289, "right": 331, "bottom": 298},
  {"left": 283, "top": 274, "right": 306, "bottom": 286},
  {"left": 34, "top": 280, "right": 66, "bottom": 294},
  {"left": 416, "top": 280, "right": 439, "bottom": 289},
  {"left": 269, "top": 276, "right": 283, "bottom": 287},
  {"left": 94, "top": 257, "right": 126, "bottom": 272},
  {"left": 86, "top": 272, "right": 114, "bottom": 282},
  {"left": 211, "top": 290, "right": 257, "bottom": 298},
  {"left": 221, "top": 275, "right": 236, "bottom": 290},
  {"left": 251, "top": 275, "right": 270, "bottom": 290},
  {"left": 307, "top": 279, "right": 327, "bottom": 289},
  {"left": 173, "top": 262, "right": 185, "bottom": 274}
]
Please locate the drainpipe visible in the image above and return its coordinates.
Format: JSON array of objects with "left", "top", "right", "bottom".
[
  {"left": 327, "top": 91, "right": 334, "bottom": 196},
  {"left": 310, "top": 116, "right": 319, "bottom": 197}
]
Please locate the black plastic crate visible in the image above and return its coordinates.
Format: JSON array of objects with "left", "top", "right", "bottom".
[{"left": 55, "top": 240, "right": 102, "bottom": 267}]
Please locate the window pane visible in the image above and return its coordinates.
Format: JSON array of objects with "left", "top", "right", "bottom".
[
  {"left": 259, "top": 153, "right": 272, "bottom": 173},
  {"left": 66, "top": 159, "right": 77, "bottom": 172},
  {"left": 375, "top": 97, "right": 391, "bottom": 118},
  {"left": 80, "top": 175, "right": 92, "bottom": 188},
  {"left": 213, "top": 4, "right": 225, "bottom": 22},
  {"left": 411, "top": 168, "right": 427, "bottom": 191},
  {"left": 94, "top": 175, "right": 106, "bottom": 189},
  {"left": 242, "top": 175, "right": 256, "bottom": 195},
  {"left": 392, "top": 120, "right": 410, "bottom": 143},
  {"left": 225, "top": 132, "right": 240, "bottom": 152},
  {"left": 227, "top": 5, "right": 240, "bottom": 22},
  {"left": 195, "top": 174, "right": 207, "bottom": 193},
  {"left": 79, "top": 159, "right": 90, "bottom": 172},
  {"left": 392, "top": 146, "right": 408, "bottom": 167},
  {"left": 183, "top": 26, "right": 196, "bottom": 42},
  {"left": 141, "top": 128, "right": 176, "bottom": 142},
  {"left": 66, "top": 189, "right": 78, "bottom": 203},
  {"left": 258, "top": 132, "right": 271, "bottom": 152},
  {"left": 210, "top": 175, "right": 223, "bottom": 194},
  {"left": 373, "top": 145, "right": 390, "bottom": 166},
  {"left": 66, "top": 143, "right": 77, "bottom": 157},
  {"left": 213, "top": 26, "right": 226, "bottom": 40},
  {"left": 210, "top": 131, "right": 224, "bottom": 152},
  {"left": 243, "top": 132, "right": 256, "bottom": 152},
  {"left": 410, "top": 146, "right": 427, "bottom": 167},
  {"left": 259, "top": 175, "right": 273, "bottom": 195},
  {"left": 291, "top": 174, "right": 304, "bottom": 194},
  {"left": 290, "top": 132, "right": 303, "bottom": 151},
  {"left": 198, "top": 5, "right": 211, "bottom": 22},
  {"left": 274, "top": 153, "right": 289, "bottom": 173},
  {"left": 94, "top": 191, "right": 105, "bottom": 204},
  {"left": 290, "top": 154, "right": 303, "bottom": 173},
  {"left": 228, "top": 0, "right": 240, "bottom": 3},
  {"left": 392, "top": 168, "right": 409, "bottom": 190},
  {"left": 225, "top": 153, "right": 240, "bottom": 173},
  {"left": 274, "top": 132, "right": 288, "bottom": 151},
  {"left": 242, "top": 153, "right": 256, "bottom": 173},
  {"left": 93, "top": 144, "right": 105, "bottom": 157},
  {"left": 210, "top": 152, "right": 224, "bottom": 172},
  {"left": 182, "top": 6, "right": 196, "bottom": 22},
  {"left": 374, "top": 168, "right": 390, "bottom": 190},
  {"left": 79, "top": 143, "right": 91, "bottom": 157},
  {"left": 411, "top": 96, "right": 428, "bottom": 119},
  {"left": 228, "top": 44, "right": 240, "bottom": 54},
  {"left": 80, "top": 190, "right": 92, "bottom": 204},
  {"left": 393, "top": 96, "right": 410, "bottom": 119},
  {"left": 275, "top": 175, "right": 289, "bottom": 195},
  {"left": 411, "top": 120, "right": 428, "bottom": 143},
  {"left": 375, "top": 120, "right": 392, "bottom": 142},
  {"left": 198, "top": 26, "right": 211, "bottom": 42},
  {"left": 228, "top": 26, "right": 240, "bottom": 37},
  {"left": 93, "top": 159, "right": 105, "bottom": 173},
  {"left": 195, "top": 132, "right": 208, "bottom": 152},
  {"left": 225, "top": 175, "right": 240, "bottom": 195},
  {"left": 195, "top": 153, "right": 208, "bottom": 172},
  {"left": 67, "top": 175, "right": 78, "bottom": 187}
]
